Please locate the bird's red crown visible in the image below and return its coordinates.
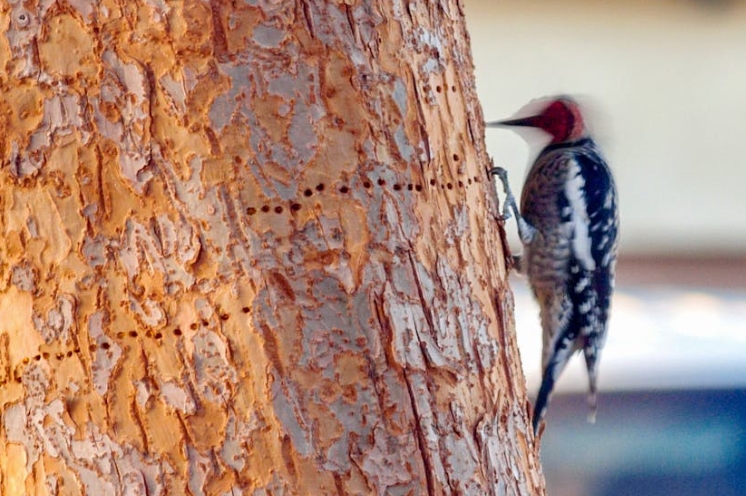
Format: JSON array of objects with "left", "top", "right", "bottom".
[{"left": 489, "top": 96, "right": 588, "bottom": 144}]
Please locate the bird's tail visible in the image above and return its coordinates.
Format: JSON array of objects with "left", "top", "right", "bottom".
[
  {"left": 585, "top": 348, "right": 599, "bottom": 424},
  {"left": 532, "top": 367, "right": 557, "bottom": 435}
]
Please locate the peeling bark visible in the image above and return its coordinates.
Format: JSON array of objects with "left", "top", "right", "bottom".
[{"left": 0, "top": 0, "right": 544, "bottom": 494}]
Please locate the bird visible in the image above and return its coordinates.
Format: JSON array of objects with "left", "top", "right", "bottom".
[{"left": 487, "top": 96, "right": 619, "bottom": 435}]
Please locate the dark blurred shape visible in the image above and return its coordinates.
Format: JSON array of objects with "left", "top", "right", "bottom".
[
  {"left": 541, "top": 389, "right": 746, "bottom": 496},
  {"left": 687, "top": 0, "right": 738, "bottom": 13},
  {"left": 616, "top": 254, "right": 746, "bottom": 290}
]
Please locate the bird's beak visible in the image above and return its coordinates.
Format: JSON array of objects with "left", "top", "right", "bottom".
[{"left": 486, "top": 116, "right": 541, "bottom": 129}]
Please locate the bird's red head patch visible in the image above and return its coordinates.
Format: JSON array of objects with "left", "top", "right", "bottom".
[
  {"left": 536, "top": 98, "right": 586, "bottom": 143},
  {"left": 489, "top": 96, "right": 588, "bottom": 144}
]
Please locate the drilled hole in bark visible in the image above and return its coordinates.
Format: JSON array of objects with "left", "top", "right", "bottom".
[
  {"left": 447, "top": 183, "right": 453, "bottom": 190},
  {"left": 407, "top": 184, "right": 413, "bottom": 191},
  {"left": 201, "top": 320, "right": 209, "bottom": 327},
  {"left": 339, "top": 185, "right": 350, "bottom": 194},
  {"left": 247, "top": 207, "right": 257, "bottom": 215},
  {"left": 291, "top": 203, "right": 302, "bottom": 212},
  {"left": 458, "top": 180, "right": 464, "bottom": 188},
  {"left": 415, "top": 184, "right": 423, "bottom": 192},
  {"left": 436, "top": 85, "right": 442, "bottom": 93},
  {"left": 274, "top": 206, "right": 283, "bottom": 214},
  {"left": 242, "top": 307, "right": 250, "bottom": 313},
  {"left": 220, "top": 314, "right": 229, "bottom": 321},
  {"left": 363, "top": 181, "right": 371, "bottom": 189},
  {"left": 174, "top": 328, "right": 183, "bottom": 336},
  {"left": 261, "top": 205, "right": 270, "bottom": 213},
  {"left": 129, "top": 331, "right": 138, "bottom": 338},
  {"left": 34, "top": 355, "right": 41, "bottom": 361},
  {"left": 67, "top": 351, "right": 73, "bottom": 357},
  {"left": 377, "top": 178, "right": 386, "bottom": 186},
  {"left": 453, "top": 153, "right": 459, "bottom": 161},
  {"left": 154, "top": 332, "right": 163, "bottom": 339},
  {"left": 304, "top": 189, "right": 313, "bottom": 197},
  {"left": 316, "top": 183, "right": 325, "bottom": 192},
  {"left": 393, "top": 184, "right": 402, "bottom": 191},
  {"left": 429, "top": 179, "right": 436, "bottom": 186},
  {"left": 101, "top": 342, "right": 110, "bottom": 350}
]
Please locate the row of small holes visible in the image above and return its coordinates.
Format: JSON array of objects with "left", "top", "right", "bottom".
[
  {"left": 246, "top": 174, "right": 481, "bottom": 216},
  {"left": 431, "top": 85, "right": 458, "bottom": 94},
  {"left": 0, "top": 306, "right": 253, "bottom": 385}
]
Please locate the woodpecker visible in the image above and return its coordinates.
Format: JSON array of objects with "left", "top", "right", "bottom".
[{"left": 488, "top": 96, "right": 619, "bottom": 435}]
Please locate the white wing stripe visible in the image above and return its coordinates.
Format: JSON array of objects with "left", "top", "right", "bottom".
[{"left": 564, "top": 159, "right": 596, "bottom": 271}]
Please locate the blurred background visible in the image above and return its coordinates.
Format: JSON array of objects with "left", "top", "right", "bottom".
[{"left": 464, "top": 0, "right": 746, "bottom": 494}]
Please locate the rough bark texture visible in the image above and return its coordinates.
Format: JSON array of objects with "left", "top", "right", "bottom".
[{"left": 0, "top": 0, "right": 544, "bottom": 495}]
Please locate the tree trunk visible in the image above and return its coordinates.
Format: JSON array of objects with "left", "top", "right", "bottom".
[{"left": 0, "top": 1, "right": 544, "bottom": 494}]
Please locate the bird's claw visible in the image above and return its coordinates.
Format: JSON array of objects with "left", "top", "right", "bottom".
[
  {"left": 488, "top": 166, "right": 509, "bottom": 185},
  {"left": 490, "top": 167, "right": 518, "bottom": 220}
]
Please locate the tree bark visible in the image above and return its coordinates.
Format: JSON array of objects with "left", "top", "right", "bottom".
[{"left": 0, "top": 0, "right": 544, "bottom": 494}]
